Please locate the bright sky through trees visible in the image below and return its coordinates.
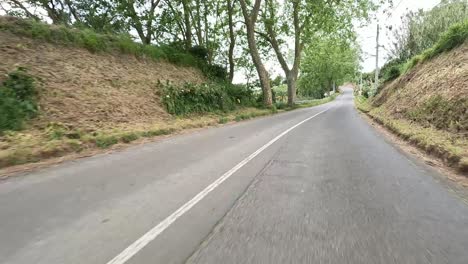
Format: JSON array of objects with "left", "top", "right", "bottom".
[{"left": 357, "top": 0, "right": 441, "bottom": 72}]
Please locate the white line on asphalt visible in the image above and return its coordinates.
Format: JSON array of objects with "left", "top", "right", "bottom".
[{"left": 106, "top": 108, "right": 330, "bottom": 264}]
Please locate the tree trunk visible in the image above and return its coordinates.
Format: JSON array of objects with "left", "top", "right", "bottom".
[
  {"left": 247, "top": 31, "right": 272, "bottom": 106},
  {"left": 286, "top": 72, "right": 297, "bottom": 106},
  {"left": 182, "top": 0, "right": 192, "bottom": 49},
  {"left": 227, "top": 0, "right": 236, "bottom": 83},
  {"left": 195, "top": 0, "right": 203, "bottom": 45},
  {"left": 239, "top": 0, "right": 272, "bottom": 107},
  {"left": 263, "top": 0, "right": 302, "bottom": 107}
]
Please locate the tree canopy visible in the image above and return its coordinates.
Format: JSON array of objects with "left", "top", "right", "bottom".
[{"left": 1, "top": 0, "right": 384, "bottom": 105}]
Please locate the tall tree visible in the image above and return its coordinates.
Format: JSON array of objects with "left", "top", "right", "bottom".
[
  {"left": 239, "top": 0, "right": 272, "bottom": 106},
  {"left": 181, "top": 0, "right": 192, "bottom": 48},
  {"left": 299, "top": 35, "right": 359, "bottom": 98},
  {"left": 261, "top": 0, "right": 372, "bottom": 106},
  {"left": 116, "top": 0, "right": 161, "bottom": 44},
  {"left": 227, "top": 0, "right": 237, "bottom": 83}
]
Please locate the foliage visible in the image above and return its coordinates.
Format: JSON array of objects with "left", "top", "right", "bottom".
[
  {"left": 298, "top": 35, "right": 359, "bottom": 99},
  {"left": 161, "top": 82, "right": 256, "bottom": 115},
  {"left": 402, "top": 20, "right": 468, "bottom": 73},
  {"left": 422, "top": 20, "right": 468, "bottom": 60},
  {"left": 377, "top": 18, "right": 467, "bottom": 93},
  {"left": 189, "top": 45, "right": 209, "bottom": 60},
  {"left": 389, "top": 0, "right": 468, "bottom": 62},
  {"left": 0, "top": 67, "right": 38, "bottom": 132},
  {"left": 379, "top": 58, "right": 403, "bottom": 83},
  {"left": 95, "top": 134, "right": 118, "bottom": 148},
  {"left": 272, "top": 84, "right": 287, "bottom": 102},
  {"left": 253, "top": 0, "right": 373, "bottom": 105},
  {"left": 0, "top": 17, "right": 229, "bottom": 79}
]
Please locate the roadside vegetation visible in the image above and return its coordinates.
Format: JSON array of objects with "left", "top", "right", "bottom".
[
  {"left": 0, "top": 0, "right": 366, "bottom": 170},
  {"left": 360, "top": 0, "right": 468, "bottom": 97},
  {"left": 355, "top": 0, "right": 468, "bottom": 173},
  {"left": 0, "top": 67, "right": 38, "bottom": 132}
]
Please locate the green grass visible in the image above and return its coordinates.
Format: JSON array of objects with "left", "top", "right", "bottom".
[
  {"left": 218, "top": 117, "right": 229, "bottom": 124},
  {"left": 120, "top": 132, "right": 140, "bottom": 143},
  {"left": 296, "top": 93, "right": 338, "bottom": 108},
  {"left": 95, "top": 135, "right": 118, "bottom": 148}
]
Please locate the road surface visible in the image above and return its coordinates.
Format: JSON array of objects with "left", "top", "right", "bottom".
[{"left": 1, "top": 87, "right": 468, "bottom": 264}]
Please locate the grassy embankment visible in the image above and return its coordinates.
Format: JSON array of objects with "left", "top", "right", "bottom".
[
  {"left": 355, "top": 21, "right": 468, "bottom": 173},
  {"left": 0, "top": 17, "right": 338, "bottom": 169}
]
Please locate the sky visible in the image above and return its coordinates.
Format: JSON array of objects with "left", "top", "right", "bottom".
[{"left": 357, "top": 0, "right": 441, "bottom": 72}]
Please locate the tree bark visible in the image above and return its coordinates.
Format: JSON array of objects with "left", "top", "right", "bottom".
[
  {"left": 227, "top": 0, "right": 236, "bottom": 83},
  {"left": 182, "top": 0, "right": 192, "bottom": 49},
  {"left": 239, "top": 0, "right": 272, "bottom": 107},
  {"left": 263, "top": 0, "right": 303, "bottom": 106}
]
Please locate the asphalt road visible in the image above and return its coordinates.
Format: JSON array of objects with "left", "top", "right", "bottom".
[{"left": 1, "top": 87, "right": 468, "bottom": 264}]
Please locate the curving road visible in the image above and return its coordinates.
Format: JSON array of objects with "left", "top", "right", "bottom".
[{"left": 1, "top": 87, "right": 468, "bottom": 264}]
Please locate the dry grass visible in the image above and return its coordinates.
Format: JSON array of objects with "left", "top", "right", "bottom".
[
  {"left": 0, "top": 108, "right": 275, "bottom": 169},
  {"left": 356, "top": 42, "right": 468, "bottom": 174},
  {"left": 372, "top": 42, "right": 468, "bottom": 134},
  {"left": 0, "top": 31, "right": 205, "bottom": 131},
  {"left": 356, "top": 97, "right": 468, "bottom": 173},
  {"left": 0, "top": 26, "right": 340, "bottom": 171}
]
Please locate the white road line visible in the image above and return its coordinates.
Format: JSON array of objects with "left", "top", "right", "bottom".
[{"left": 106, "top": 108, "right": 330, "bottom": 264}]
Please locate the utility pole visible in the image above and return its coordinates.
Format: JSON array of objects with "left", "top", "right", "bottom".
[
  {"left": 374, "top": 23, "right": 380, "bottom": 93},
  {"left": 360, "top": 72, "right": 363, "bottom": 94}
]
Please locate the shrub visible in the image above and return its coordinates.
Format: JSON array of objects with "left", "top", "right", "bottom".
[
  {"left": 422, "top": 20, "right": 468, "bottom": 61},
  {"left": 401, "top": 20, "right": 468, "bottom": 74},
  {"left": 218, "top": 117, "right": 229, "bottom": 124},
  {"left": 0, "top": 17, "right": 211, "bottom": 74},
  {"left": 189, "top": 45, "right": 209, "bottom": 60},
  {"left": 0, "top": 95, "right": 25, "bottom": 131},
  {"left": 385, "top": 66, "right": 401, "bottom": 82},
  {"left": 120, "top": 132, "right": 139, "bottom": 143},
  {"left": 225, "top": 84, "right": 256, "bottom": 106},
  {"left": 161, "top": 81, "right": 256, "bottom": 115},
  {"left": 275, "top": 102, "right": 288, "bottom": 110},
  {"left": 45, "top": 122, "right": 67, "bottom": 140},
  {"left": 95, "top": 135, "right": 118, "bottom": 148},
  {"left": 203, "top": 64, "right": 228, "bottom": 80},
  {"left": 402, "top": 55, "right": 423, "bottom": 73},
  {"left": 0, "top": 67, "right": 38, "bottom": 132}
]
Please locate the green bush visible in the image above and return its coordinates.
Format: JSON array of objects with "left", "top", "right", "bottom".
[
  {"left": 120, "top": 132, "right": 140, "bottom": 143},
  {"left": 385, "top": 66, "right": 401, "bottom": 82},
  {"left": 161, "top": 82, "right": 255, "bottom": 115},
  {"left": 402, "top": 20, "right": 468, "bottom": 73},
  {"left": 203, "top": 64, "right": 228, "bottom": 80},
  {"left": 189, "top": 45, "right": 209, "bottom": 60},
  {"left": 402, "top": 55, "right": 423, "bottom": 73},
  {"left": 218, "top": 117, "right": 229, "bottom": 124},
  {"left": 422, "top": 20, "right": 468, "bottom": 61},
  {"left": 275, "top": 102, "right": 288, "bottom": 110},
  {"left": 379, "top": 58, "right": 404, "bottom": 83},
  {"left": 95, "top": 135, "right": 118, "bottom": 148},
  {"left": 0, "top": 67, "right": 38, "bottom": 132}
]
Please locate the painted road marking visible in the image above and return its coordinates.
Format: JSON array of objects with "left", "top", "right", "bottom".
[{"left": 106, "top": 108, "right": 330, "bottom": 264}]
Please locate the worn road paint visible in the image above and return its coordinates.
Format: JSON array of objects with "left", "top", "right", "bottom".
[{"left": 106, "top": 108, "right": 330, "bottom": 264}]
